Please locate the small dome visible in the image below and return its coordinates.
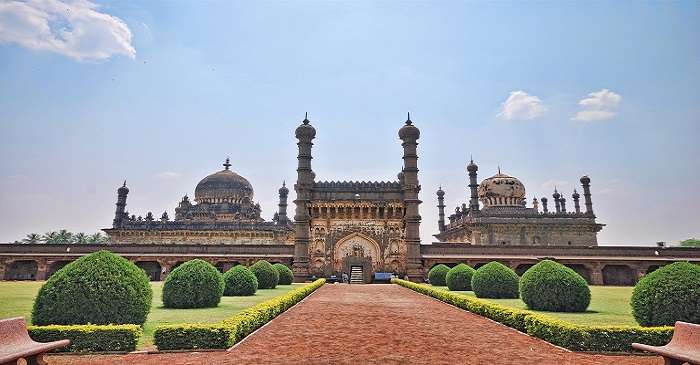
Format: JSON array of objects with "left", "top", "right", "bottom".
[
  {"left": 398, "top": 116, "right": 420, "bottom": 141},
  {"left": 118, "top": 181, "right": 129, "bottom": 194},
  {"left": 477, "top": 170, "right": 526, "bottom": 207},
  {"left": 279, "top": 181, "right": 289, "bottom": 194},
  {"left": 580, "top": 175, "right": 591, "bottom": 185},
  {"left": 295, "top": 115, "right": 316, "bottom": 140},
  {"left": 194, "top": 160, "right": 253, "bottom": 204},
  {"left": 436, "top": 186, "right": 445, "bottom": 196}
]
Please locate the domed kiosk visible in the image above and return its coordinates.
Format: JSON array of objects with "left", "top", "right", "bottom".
[{"left": 477, "top": 169, "right": 526, "bottom": 208}]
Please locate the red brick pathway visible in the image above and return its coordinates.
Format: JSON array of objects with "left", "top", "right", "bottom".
[{"left": 50, "top": 284, "right": 662, "bottom": 365}]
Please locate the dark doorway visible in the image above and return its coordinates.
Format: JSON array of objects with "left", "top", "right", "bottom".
[
  {"left": 135, "top": 261, "right": 162, "bottom": 281},
  {"left": 602, "top": 265, "right": 636, "bottom": 286},
  {"left": 5, "top": 260, "right": 38, "bottom": 280}
]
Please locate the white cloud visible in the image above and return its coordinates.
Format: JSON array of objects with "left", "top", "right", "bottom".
[
  {"left": 0, "top": 0, "right": 135, "bottom": 61},
  {"left": 572, "top": 89, "right": 622, "bottom": 121},
  {"left": 155, "top": 171, "right": 182, "bottom": 179},
  {"left": 497, "top": 91, "right": 547, "bottom": 121}
]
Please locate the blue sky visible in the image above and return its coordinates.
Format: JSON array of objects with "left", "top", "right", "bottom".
[{"left": 0, "top": 1, "right": 698, "bottom": 245}]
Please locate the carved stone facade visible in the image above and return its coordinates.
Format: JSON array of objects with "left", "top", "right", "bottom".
[
  {"left": 434, "top": 162, "right": 603, "bottom": 246},
  {"left": 292, "top": 115, "right": 423, "bottom": 281}
]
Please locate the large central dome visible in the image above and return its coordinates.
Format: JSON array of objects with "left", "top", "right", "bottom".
[
  {"left": 477, "top": 169, "right": 526, "bottom": 208},
  {"left": 194, "top": 159, "right": 254, "bottom": 204}
]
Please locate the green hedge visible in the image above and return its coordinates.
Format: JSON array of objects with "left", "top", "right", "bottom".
[
  {"left": 154, "top": 279, "right": 325, "bottom": 350},
  {"left": 28, "top": 324, "right": 141, "bottom": 352},
  {"left": 392, "top": 278, "right": 673, "bottom": 352}
]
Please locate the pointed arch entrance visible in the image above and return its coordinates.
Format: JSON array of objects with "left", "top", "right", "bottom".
[{"left": 333, "top": 233, "right": 380, "bottom": 283}]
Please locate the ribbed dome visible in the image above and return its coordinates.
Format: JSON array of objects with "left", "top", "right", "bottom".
[
  {"left": 477, "top": 170, "right": 526, "bottom": 208},
  {"left": 194, "top": 160, "right": 254, "bottom": 204}
]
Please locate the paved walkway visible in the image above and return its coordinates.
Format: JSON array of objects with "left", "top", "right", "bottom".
[{"left": 50, "top": 284, "right": 661, "bottom": 365}]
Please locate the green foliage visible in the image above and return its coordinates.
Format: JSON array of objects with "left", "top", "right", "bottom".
[
  {"left": 679, "top": 238, "right": 700, "bottom": 247},
  {"left": 445, "top": 263, "right": 475, "bottom": 291},
  {"left": 250, "top": 260, "right": 279, "bottom": 289},
  {"left": 29, "top": 324, "right": 141, "bottom": 352},
  {"left": 428, "top": 264, "right": 450, "bottom": 286},
  {"left": 162, "top": 259, "right": 224, "bottom": 309},
  {"left": 471, "top": 261, "right": 520, "bottom": 299},
  {"left": 223, "top": 265, "right": 258, "bottom": 296},
  {"left": 31, "top": 250, "right": 152, "bottom": 325},
  {"left": 273, "top": 263, "right": 294, "bottom": 285},
  {"left": 392, "top": 278, "right": 673, "bottom": 352},
  {"left": 631, "top": 262, "right": 700, "bottom": 326},
  {"left": 520, "top": 260, "right": 591, "bottom": 312},
  {"left": 154, "top": 279, "right": 326, "bottom": 350}
]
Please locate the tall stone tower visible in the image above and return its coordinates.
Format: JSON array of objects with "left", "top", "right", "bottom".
[
  {"left": 398, "top": 115, "right": 423, "bottom": 281},
  {"left": 292, "top": 115, "right": 316, "bottom": 281},
  {"left": 113, "top": 181, "right": 129, "bottom": 228}
]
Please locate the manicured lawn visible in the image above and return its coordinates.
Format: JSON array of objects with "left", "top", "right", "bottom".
[
  {"left": 0, "top": 281, "right": 302, "bottom": 347},
  {"left": 434, "top": 285, "right": 638, "bottom": 326}
]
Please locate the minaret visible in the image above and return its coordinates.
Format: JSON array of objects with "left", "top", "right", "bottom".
[
  {"left": 560, "top": 196, "right": 567, "bottom": 213},
  {"left": 467, "top": 158, "right": 479, "bottom": 214},
  {"left": 436, "top": 186, "right": 446, "bottom": 232},
  {"left": 278, "top": 181, "right": 289, "bottom": 225},
  {"left": 113, "top": 181, "right": 129, "bottom": 228},
  {"left": 572, "top": 189, "right": 581, "bottom": 214},
  {"left": 398, "top": 113, "right": 422, "bottom": 281},
  {"left": 580, "top": 176, "right": 594, "bottom": 215},
  {"left": 532, "top": 197, "right": 539, "bottom": 212},
  {"left": 553, "top": 189, "right": 561, "bottom": 213},
  {"left": 293, "top": 113, "right": 316, "bottom": 281},
  {"left": 541, "top": 197, "right": 548, "bottom": 213}
]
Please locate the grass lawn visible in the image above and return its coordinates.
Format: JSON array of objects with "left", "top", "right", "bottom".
[
  {"left": 434, "top": 285, "right": 638, "bottom": 326},
  {"left": 0, "top": 281, "right": 302, "bottom": 348}
]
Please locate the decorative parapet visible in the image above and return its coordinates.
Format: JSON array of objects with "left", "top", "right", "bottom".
[
  {"left": 110, "top": 220, "right": 293, "bottom": 232},
  {"left": 313, "top": 180, "right": 402, "bottom": 192}
]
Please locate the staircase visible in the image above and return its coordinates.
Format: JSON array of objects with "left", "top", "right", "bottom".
[{"left": 350, "top": 266, "right": 364, "bottom": 284}]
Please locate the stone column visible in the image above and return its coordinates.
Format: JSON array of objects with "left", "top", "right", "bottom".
[
  {"left": 277, "top": 182, "right": 289, "bottom": 224},
  {"left": 589, "top": 263, "right": 604, "bottom": 285},
  {"left": 437, "top": 187, "right": 446, "bottom": 232},
  {"left": 399, "top": 115, "right": 423, "bottom": 281},
  {"left": 293, "top": 115, "right": 316, "bottom": 281},
  {"left": 580, "top": 176, "right": 594, "bottom": 215},
  {"left": 467, "top": 159, "right": 479, "bottom": 214},
  {"left": 36, "top": 258, "right": 49, "bottom": 281}
]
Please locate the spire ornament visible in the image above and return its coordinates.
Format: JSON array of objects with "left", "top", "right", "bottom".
[{"left": 223, "top": 157, "right": 231, "bottom": 170}]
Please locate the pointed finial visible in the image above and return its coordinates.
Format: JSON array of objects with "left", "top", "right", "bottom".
[
  {"left": 498, "top": 165, "right": 501, "bottom": 174},
  {"left": 282, "top": 180, "right": 286, "bottom": 187},
  {"left": 470, "top": 154, "right": 473, "bottom": 163},
  {"left": 223, "top": 157, "right": 231, "bottom": 170},
  {"left": 303, "top": 112, "right": 309, "bottom": 124},
  {"left": 122, "top": 180, "right": 127, "bottom": 187},
  {"left": 405, "top": 111, "right": 412, "bottom": 125}
]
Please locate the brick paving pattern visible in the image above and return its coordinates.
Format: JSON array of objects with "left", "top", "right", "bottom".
[{"left": 50, "top": 284, "right": 661, "bottom": 365}]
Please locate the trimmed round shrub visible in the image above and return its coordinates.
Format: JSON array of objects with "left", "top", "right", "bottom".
[
  {"left": 162, "top": 259, "right": 224, "bottom": 308},
  {"left": 32, "top": 250, "right": 152, "bottom": 325},
  {"left": 631, "top": 262, "right": 700, "bottom": 326},
  {"left": 250, "top": 260, "right": 279, "bottom": 289},
  {"left": 273, "top": 263, "right": 294, "bottom": 285},
  {"left": 520, "top": 260, "right": 590, "bottom": 312},
  {"left": 471, "top": 261, "right": 519, "bottom": 299},
  {"left": 446, "top": 263, "right": 475, "bottom": 291},
  {"left": 223, "top": 265, "right": 258, "bottom": 296},
  {"left": 428, "top": 264, "right": 450, "bottom": 286}
]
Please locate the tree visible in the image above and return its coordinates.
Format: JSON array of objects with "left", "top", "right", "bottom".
[
  {"left": 42, "top": 231, "right": 59, "bottom": 244},
  {"left": 22, "top": 233, "right": 41, "bottom": 244},
  {"left": 55, "top": 230, "right": 72, "bottom": 244},
  {"left": 73, "top": 233, "right": 88, "bottom": 244},
  {"left": 679, "top": 238, "right": 700, "bottom": 248},
  {"left": 88, "top": 232, "right": 107, "bottom": 244}
]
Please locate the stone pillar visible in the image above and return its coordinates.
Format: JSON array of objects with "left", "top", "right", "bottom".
[
  {"left": 560, "top": 197, "right": 567, "bottom": 213},
  {"left": 113, "top": 181, "right": 129, "bottom": 228},
  {"left": 541, "top": 197, "right": 548, "bottom": 213},
  {"left": 399, "top": 114, "right": 423, "bottom": 281},
  {"left": 467, "top": 159, "right": 479, "bottom": 214},
  {"left": 36, "top": 258, "right": 49, "bottom": 281},
  {"left": 293, "top": 114, "right": 316, "bottom": 281},
  {"left": 553, "top": 190, "right": 561, "bottom": 213},
  {"left": 437, "top": 187, "right": 446, "bottom": 232},
  {"left": 278, "top": 181, "right": 289, "bottom": 224},
  {"left": 580, "top": 176, "right": 594, "bottom": 215},
  {"left": 589, "top": 263, "right": 604, "bottom": 285},
  {"left": 572, "top": 190, "right": 581, "bottom": 214}
]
